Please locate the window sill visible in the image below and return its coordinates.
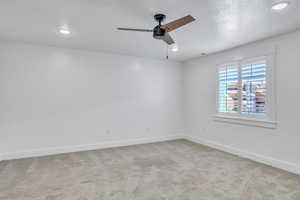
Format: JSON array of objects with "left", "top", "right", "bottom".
[{"left": 214, "top": 114, "right": 277, "bottom": 129}]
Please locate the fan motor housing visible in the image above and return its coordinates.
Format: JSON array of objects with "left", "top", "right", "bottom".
[{"left": 153, "top": 25, "right": 166, "bottom": 40}]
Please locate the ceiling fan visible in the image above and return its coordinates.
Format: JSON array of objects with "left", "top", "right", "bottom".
[{"left": 117, "top": 14, "right": 195, "bottom": 45}]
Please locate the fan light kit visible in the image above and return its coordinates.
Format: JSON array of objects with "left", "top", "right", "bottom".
[
  {"left": 117, "top": 13, "right": 195, "bottom": 49},
  {"left": 272, "top": 1, "right": 290, "bottom": 10}
]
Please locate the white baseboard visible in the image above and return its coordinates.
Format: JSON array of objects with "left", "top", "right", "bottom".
[
  {"left": 0, "top": 135, "right": 183, "bottom": 161},
  {"left": 184, "top": 135, "right": 300, "bottom": 175},
  {"left": 2, "top": 134, "right": 299, "bottom": 176}
]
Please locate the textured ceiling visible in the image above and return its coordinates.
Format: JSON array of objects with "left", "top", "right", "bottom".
[{"left": 0, "top": 0, "right": 300, "bottom": 61}]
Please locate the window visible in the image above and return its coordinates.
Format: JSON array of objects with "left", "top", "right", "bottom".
[
  {"left": 216, "top": 55, "right": 276, "bottom": 128},
  {"left": 241, "top": 61, "right": 266, "bottom": 115},
  {"left": 218, "top": 65, "right": 239, "bottom": 113}
]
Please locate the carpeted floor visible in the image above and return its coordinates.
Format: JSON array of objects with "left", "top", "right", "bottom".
[{"left": 1, "top": 139, "right": 300, "bottom": 200}]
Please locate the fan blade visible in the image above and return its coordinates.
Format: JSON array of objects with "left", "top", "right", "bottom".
[
  {"left": 162, "top": 32, "right": 175, "bottom": 45},
  {"left": 161, "top": 15, "right": 195, "bottom": 32},
  {"left": 117, "top": 28, "right": 153, "bottom": 32}
]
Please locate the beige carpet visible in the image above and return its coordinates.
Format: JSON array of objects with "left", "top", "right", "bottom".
[{"left": 0, "top": 139, "right": 300, "bottom": 200}]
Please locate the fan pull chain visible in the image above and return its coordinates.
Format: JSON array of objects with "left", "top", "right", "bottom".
[{"left": 166, "top": 44, "right": 169, "bottom": 59}]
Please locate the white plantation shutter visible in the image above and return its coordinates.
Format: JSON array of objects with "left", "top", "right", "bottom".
[
  {"left": 216, "top": 55, "right": 275, "bottom": 128},
  {"left": 241, "top": 61, "right": 266, "bottom": 115},
  {"left": 218, "top": 59, "right": 267, "bottom": 115},
  {"left": 218, "top": 66, "right": 239, "bottom": 113}
]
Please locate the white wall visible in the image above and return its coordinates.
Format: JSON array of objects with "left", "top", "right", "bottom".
[
  {"left": 0, "top": 41, "right": 184, "bottom": 160},
  {"left": 183, "top": 30, "right": 300, "bottom": 174}
]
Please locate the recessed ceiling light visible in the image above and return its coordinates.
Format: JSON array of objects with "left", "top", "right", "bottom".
[
  {"left": 271, "top": 1, "right": 290, "bottom": 11},
  {"left": 171, "top": 45, "right": 178, "bottom": 52},
  {"left": 59, "top": 28, "right": 71, "bottom": 35}
]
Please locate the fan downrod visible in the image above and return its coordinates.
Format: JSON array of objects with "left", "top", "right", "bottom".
[{"left": 154, "top": 14, "right": 166, "bottom": 25}]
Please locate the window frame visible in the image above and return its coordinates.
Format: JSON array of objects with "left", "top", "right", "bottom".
[{"left": 215, "top": 54, "right": 277, "bottom": 128}]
